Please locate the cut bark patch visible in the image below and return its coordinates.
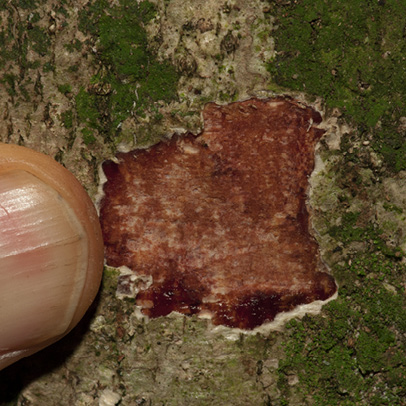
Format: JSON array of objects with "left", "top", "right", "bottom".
[{"left": 100, "top": 98, "right": 337, "bottom": 330}]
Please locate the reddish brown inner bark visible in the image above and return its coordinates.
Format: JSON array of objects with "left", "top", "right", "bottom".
[{"left": 100, "top": 98, "right": 337, "bottom": 330}]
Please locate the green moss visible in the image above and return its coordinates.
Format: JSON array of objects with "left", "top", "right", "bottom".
[
  {"left": 278, "top": 243, "right": 406, "bottom": 405},
  {"left": 1, "top": 73, "right": 17, "bottom": 96},
  {"left": 68, "top": 64, "right": 79, "bottom": 73},
  {"left": 75, "top": 0, "right": 179, "bottom": 145},
  {"left": 27, "top": 25, "right": 50, "bottom": 56},
  {"left": 268, "top": 0, "right": 406, "bottom": 172},
  {"left": 19, "top": 83, "right": 30, "bottom": 101},
  {"left": 101, "top": 266, "right": 120, "bottom": 294},
  {"left": 75, "top": 87, "right": 100, "bottom": 129},
  {"left": 328, "top": 211, "right": 363, "bottom": 242},
  {"left": 17, "top": 0, "right": 38, "bottom": 9},
  {"left": 57, "top": 83, "right": 72, "bottom": 95},
  {"left": 75, "top": 87, "right": 102, "bottom": 144},
  {"left": 28, "top": 12, "right": 40, "bottom": 24},
  {"left": 81, "top": 127, "right": 96, "bottom": 145},
  {"left": 64, "top": 39, "right": 83, "bottom": 53},
  {"left": 279, "top": 130, "right": 406, "bottom": 403},
  {"left": 0, "top": 7, "right": 53, "bottom": 102},
  {"left": 43, "top": 61, "right": 55, "bottom": 72},
  {"left": 60, "top": 109, "right": 73, "bottom": 129},
  {"left": 383, "top": 202, "right": 403, "bottom": 215}
]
